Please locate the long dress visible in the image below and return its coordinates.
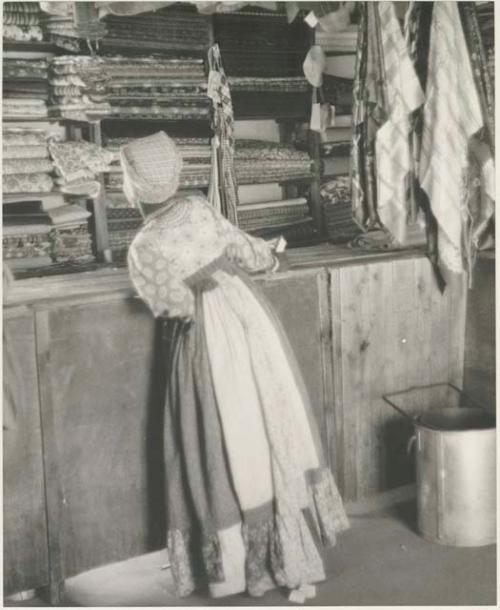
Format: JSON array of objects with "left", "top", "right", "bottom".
[{"left": 127, "top": 193, "right": 349, "bottom": 598}]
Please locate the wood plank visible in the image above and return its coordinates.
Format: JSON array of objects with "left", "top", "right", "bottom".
[
  {"left": 3, "top": 313, "right": 50, "bottom": 596},
  {"left": 463, "top": 257, "right": 495, "bottom": 409},
  {"left": 258, "top": 271, "right": 328, "bottom": 445},
  {"left": 337, "top": 264, "right": 371, "bottom": 501},
  {"left": 43, "top": 299, "right": 160, "bottom": 578},
  {"left": 334, "top": 257, "right": 468, "bottom": 501},
  {"left": 34, "top": 310, "right": 65, "bottom": 604},
  {"left": 317, "top": 269, "right": 337, "bottom": 473},
  {"left": 329, "top": 268, "right": 346, "bottom": 494}
]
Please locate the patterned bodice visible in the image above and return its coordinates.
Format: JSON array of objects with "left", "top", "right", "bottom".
[{"left": 128, "top": 194, "right": 277, "bottom": 319}]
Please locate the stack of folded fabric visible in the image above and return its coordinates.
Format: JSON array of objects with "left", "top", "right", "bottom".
[
  {"left": 47, "top": 204, "right": 94, "bottom": 263},
  {"left": 214, "top": 12, "right": 308, "bottom": 77},
  {"left": 48, "top": 138, "right": 115, "bottom": 197},
  {"left": 3, "top": 127, "right": 54, "bottom": 194},
  {"left": 3, "top": 2, "right": 45, "bottom": 43},
  {"left": 315, "top": 25, "right": 358, "bottom": 54},
  {"left": 104, "top": 136, "right": 212, "bottom": 191},
  {"left": 3, "top": 197, "right": 94, "bottom": 270},
  {"left": 3, "top": 97, "right": 48, "bottom": 120},
  {"left": 229, "top": 76, "right": 309, "bottom": 118},
  {"left": 101, "top": 8, "right": 209, "bottom": 53},
  {"left": 105, "top": 207, "right": 143, "bottom": 262},
  {"left": 3, "top": 57, "right": 50, "bottom": 120},
  {"left": 238, "top": 197, "right": 310, "bottom": 232},
  {"left": 234, "top": 139, "right": 312, "bottom": 184},
  {"left": 100, "top": 56, "right": 209, "bottom": 120},
  {"left": 240, "top": 205, "right": 318, "bottom": 246},
  {"left": 49, "top": 55, "right": 111, "bottom": 122},
  {"left": 320, "top": 176, "right": 360, "bottom": 243},
  {"left": 39, "top": 1, "right": 106, "bottom": 52},
  {"left": 3, "top": 199, "right": 52, "bottom": 268}
]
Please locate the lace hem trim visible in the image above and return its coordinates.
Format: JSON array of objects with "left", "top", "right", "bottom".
[{"left": 167, "top": 469, "right": 348, "bottom": 598}]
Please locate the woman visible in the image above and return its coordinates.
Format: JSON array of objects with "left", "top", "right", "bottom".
[{"left": 123, "top": 131, "right": 348, "bottom": 600}]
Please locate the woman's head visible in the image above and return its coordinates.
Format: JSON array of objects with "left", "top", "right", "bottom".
[{"left": 120, "top": 131, "right": 183, "bottom": 214}]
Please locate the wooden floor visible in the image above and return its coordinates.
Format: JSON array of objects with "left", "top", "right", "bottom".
[{"left": 6, "top": 501, "right": 496, "bottom": 607}]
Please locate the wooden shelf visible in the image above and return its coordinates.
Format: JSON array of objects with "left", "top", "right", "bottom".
[
  {"left": 236, "top": 175, "right": 314, "bottom": 186},
  {"left": 2, "top": 116, "right": 55, "bottom": 123},
  {"left": 3, "top": 41, "right": 59, "bottom": 55},
  {"left": 3, "top": 192, "right": 58, "bottom": 204}
]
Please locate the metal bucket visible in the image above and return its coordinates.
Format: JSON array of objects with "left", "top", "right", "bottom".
[{"left": 384, "top": 384, "right": 496, "bottom": 547}]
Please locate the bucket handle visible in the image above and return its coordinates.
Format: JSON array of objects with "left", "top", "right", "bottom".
[{"left": 382, "top": 382, "right": 486, "bottom": 423}]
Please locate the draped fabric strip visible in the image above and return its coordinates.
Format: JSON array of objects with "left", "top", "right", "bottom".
[
  {"left": 419, "top": 1, "right": 486, "bottom": 275},
  {"left": 375, "top": 1, "right": 424, "bottom": 245},
  {"left": 207, "top": 44, "right": 239, "bottom": 225}
]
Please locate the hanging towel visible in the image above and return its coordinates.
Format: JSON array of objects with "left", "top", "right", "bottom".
[
  {"left": 375, "top": 2, "right": 424, "bottom": 245},
  {"left": 419, "top": 2, "right": 486, "bottom": 275}
]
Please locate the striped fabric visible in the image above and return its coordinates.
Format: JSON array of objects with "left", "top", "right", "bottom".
[
  {"left": 419, "top": 1, "right": 485, "bottom": 274},
  {"left": 375, "top": 2, "right": 424, "bottom": 245}
]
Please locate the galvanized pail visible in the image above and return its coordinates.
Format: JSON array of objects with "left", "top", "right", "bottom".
[{"left": 384, "top": 384, "right": 496, "bottom": 547}]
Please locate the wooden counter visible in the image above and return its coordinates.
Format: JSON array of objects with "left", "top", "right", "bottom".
[{"left": 3, "top": 245, "right": 469, "bottom": 600}]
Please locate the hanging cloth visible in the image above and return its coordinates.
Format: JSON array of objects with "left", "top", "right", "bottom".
[
  {"left": 207, "top": 44, "right": 239, "bottom": 225},
  {"left": 419, "top": 2, "right": 488, "bottom": 277},
  {"left": 374, "top": 2, "right": 424, "bottom": 245},
  {"left": 207, "top": 135, "right": 222, "bottom": 214},
  {"left": 350, "top": 3, "right": 386, "bottom": 231},
  {"left": 457, "top": 2, "right": 495, "bottom": 273},
  {"left": 458, "top": 2, "right": 495, "bottom": 149}
]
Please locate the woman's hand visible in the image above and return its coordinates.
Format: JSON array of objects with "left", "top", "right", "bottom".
[{"left": 267, "top": 236, "right": 287, "bottom": 253}]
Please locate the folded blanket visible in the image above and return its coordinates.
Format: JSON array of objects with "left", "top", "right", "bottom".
[
  {"left": 3, "top": 97, "right": 47, "bottom": 108},
  {"left": 49, "top": 139, "right": 115, "bottom": 182},
  {"left": 3, "top": 145, "right": 49, "bottom": 160},
  {"left": 3, "top": 59, "right": 48, "bottom": 80},
  {"left": 235, "top": 140, "right": 310, "bottom": 162},
  {"left": 3, "top": 173, "right": 54, "bottom": 194},
  {"left": 4, "top": 3, "right": 42, "bottom": 14},
  {"left": 3, "top": 127, "right": 48, "bottom": 146},
  {"left": 229, "top": 76, "right": 309, "bottom": 91},
  {"left": 3, "top": 12, "right": 41, "bottom": 26},
  {"left": 3, "top": 24, "right": 44, "bottom": 41},
  {"left": 3, "top": 158, "right": 53, "bottom": 175}
]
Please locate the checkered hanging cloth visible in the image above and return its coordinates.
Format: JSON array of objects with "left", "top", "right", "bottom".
[{"left": 207, "top": 43, "right": 239, "bottom": 225}]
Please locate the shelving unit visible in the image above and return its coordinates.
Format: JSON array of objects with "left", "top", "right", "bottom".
[
  {"left": 3, "top": 2, "right": 340, "bottom": 275},
  {"left": 214, "top": 9, "right": 325, "bottom": 246},
  {"left": 309, "top": 19, "right": 360, "bottom": 245}
]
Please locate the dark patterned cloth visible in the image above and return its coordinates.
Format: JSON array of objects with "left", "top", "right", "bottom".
[
  {"left": 458, "top": 2, "right": 494, "bottom": 149},
  {"left": 102, "top": 8, "right": 210, "bottom": 52},
  {"left": 350, "top": 2, "right": 386, "bottom": 231}
]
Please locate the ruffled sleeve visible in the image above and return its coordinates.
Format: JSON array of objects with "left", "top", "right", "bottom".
[
  {"left": 200, "top": 198, "right": 278, "bottom": 273},
  {"left": 127, "top": 241, "right": 195, "bottom": 320}
]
